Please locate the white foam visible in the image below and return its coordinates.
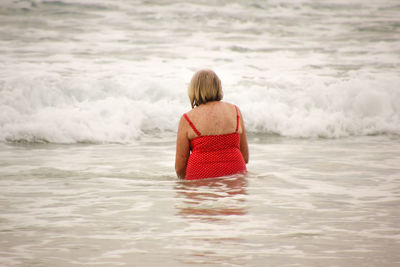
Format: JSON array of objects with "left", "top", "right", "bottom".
[
  {"left": 232, "top": 73, "right": 400, "bottom": 138},
  {"left": 1, "top": 69, "right": 399, "bottom": 143}
]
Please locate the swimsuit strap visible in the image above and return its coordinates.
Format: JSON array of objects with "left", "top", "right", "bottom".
[
  {"left": 235, "top": 105, "right": 240, "bottom": 133},
  {"left": 183, "top": 113, "right": 201, "bottom": 136}
]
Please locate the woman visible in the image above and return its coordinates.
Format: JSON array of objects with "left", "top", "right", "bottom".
[{"left": 175, "top": 69, "right": 249, "bottom": 180}]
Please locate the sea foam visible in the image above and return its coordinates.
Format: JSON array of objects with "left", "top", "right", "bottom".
[
  {"left": 233, "top": 74, "right": 400, "bottom": 138},
  {"left": 1, "top": 71, "right": 399, "bottom": 143}
]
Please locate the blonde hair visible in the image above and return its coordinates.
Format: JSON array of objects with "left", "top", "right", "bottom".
[{"left": 188, "top": 69, "right": 223, "bottom": 108}]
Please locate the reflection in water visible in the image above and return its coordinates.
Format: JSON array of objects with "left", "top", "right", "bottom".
[
  {"left": 175, "top": 175, "right": 248, "bottom": 220},
  {"left": 173, "top": 175, "right": 249, "bottom": 265}
]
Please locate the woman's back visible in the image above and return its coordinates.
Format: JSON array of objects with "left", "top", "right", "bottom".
[
  {"left": 175, "top": 69, "right": 249, "bottom": 180},
  {"left": 183, "top": 101, "right": 246, "bottom": 180},
  {"left": 185, "top": 101, "right": 241, "bottom": 140}
]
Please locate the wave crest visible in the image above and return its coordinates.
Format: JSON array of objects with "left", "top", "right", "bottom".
[{"left": 1, "top": 73, "right": 399, "bottom": 143}]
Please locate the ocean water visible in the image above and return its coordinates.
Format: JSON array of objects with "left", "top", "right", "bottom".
[{"left": 0, "top": 0, "right": 400, "bottom": 266}]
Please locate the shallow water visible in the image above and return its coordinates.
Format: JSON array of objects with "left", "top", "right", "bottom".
[
  {"left": 1, "top": 135, "right": 399, "bottom": 266},
  {"left": 1, "top": 0, "right": 400, "bottom": 265}
]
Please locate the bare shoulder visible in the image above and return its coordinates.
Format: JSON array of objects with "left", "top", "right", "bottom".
[
  {"left": 185, "top": 108, "right": 196, "bottom": 116},
  {"left": 222, "top": 101, "right": 242, "bottom": 113},
  {"left": 185, "top": 101, "right": 239, "bottom": 120},
  {"left": 221, "top": 101, "right": 237, "bottom": 108},
  {"left": 185, "top": 104, "right": 209, "bottom": 118},
  {"left": 178, "top": 113, "right": 190, "bottom": 129}
]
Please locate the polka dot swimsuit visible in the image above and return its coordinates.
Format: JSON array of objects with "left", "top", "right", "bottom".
[{"left": 183, "top": 106, "right": 247, "bottom": 180}]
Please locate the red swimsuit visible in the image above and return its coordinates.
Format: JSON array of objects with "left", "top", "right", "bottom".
[{"left": 183, "top": 106, "right": 247, "bottom": 180}]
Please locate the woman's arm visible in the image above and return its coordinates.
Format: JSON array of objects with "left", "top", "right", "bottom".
[
  {"left": 238, "top": 108, "right": 249, "bottom": 163},
  {"left": 175, "top": 115, "right": 190, "bottom": 178}
]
